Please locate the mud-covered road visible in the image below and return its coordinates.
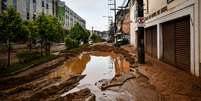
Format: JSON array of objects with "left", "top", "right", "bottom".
[{"left": 1, "top": 44, "right": 200, "bottom": 101}]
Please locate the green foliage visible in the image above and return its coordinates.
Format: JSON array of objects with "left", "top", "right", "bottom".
[
  {"left": 91, "top": 33, "right": 102, "bottom": 43},
  {"left": 17, "top": 52, "right": 41, "bottom": 63},
  {"left": 64, "top": 36, "right": 79, "bottom": 49},
  {"left": 69, "top": 23, "right": 90, "bottom": 44},
  {"left": 23, "top": 21, "right": 39, "bottom": 41},
  {"left": 0, "top": 7, "right": 23, "bottom": 42},
  {"left": 36, "top": 14, "right": 62, "bottom": 42},
  {"left": 36, "top": 13, "right": 63, "bottom": 55}
]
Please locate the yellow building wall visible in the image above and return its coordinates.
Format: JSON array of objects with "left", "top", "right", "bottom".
[{"left": 146, "top": 0, "right": 166, "bottom": 15}]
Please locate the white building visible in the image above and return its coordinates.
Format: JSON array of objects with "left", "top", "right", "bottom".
[
  {"left": 128, "top": 0, "right": 201, "bottom": 77},
  {"left": 64, "top": 5, "right": 86, "bottom": 30},
  {"left": 0, "top": 0, "right": 57, "bottom": 20}
]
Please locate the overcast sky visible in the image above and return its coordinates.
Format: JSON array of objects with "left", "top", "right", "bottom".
[{"left": 61, "top": 0, "right": 124, "bottom": 31}]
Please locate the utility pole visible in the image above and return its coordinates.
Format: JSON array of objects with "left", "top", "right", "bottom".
[
  {"left": 137, "top": 0, "right": 145, "bottom": 64},
  {"left": 114, "top": 0, "right": 117, "bottom": 35},
  {"left": 108, "top": 0, "right": 117, "bottom": 42}
]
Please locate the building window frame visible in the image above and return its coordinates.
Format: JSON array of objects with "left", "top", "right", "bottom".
[
  {"left": 42, "top": 1, "right": 45, "bottom": 7},
  {"left": 2, "top": 0, "right": 8, "bottom": 11}
]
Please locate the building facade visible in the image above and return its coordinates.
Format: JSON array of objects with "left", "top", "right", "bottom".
[
  {"left": 128, "top": 0, "right": 201, "bottom": 77},
  {"left": 64, "top": 5, "right": 86, "bottom": 30},
  {"left": 57, "top": 1, "right": 85, "bottom": 30},
  {"left": 93, "top": 30, "right": 108, "bottom": 41},
  {"left": 0, "top": 0, "right": 85, "bottom": 30},
  {"left": 57, "top": 1, "right": 65, "bottom": 26},
  {"left": 0, "top": 0, "right": 57, "bottom": 20}
]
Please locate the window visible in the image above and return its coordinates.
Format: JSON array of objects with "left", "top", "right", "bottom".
[
  {"left": 46, "top": 3, "right": 48, "bottom": 9},
  {"left": 33, "top": 14, "right": 36, "bottom": 20},
  {"left": 2, "top": 0, "right": 7, "bottom": 10},
  {"left": 167, "top": 0, "right": 174, "bottom": 4},
  {"left": 42, "top": 1, "right": 45, "bottom": 7},
  {"left": 26, "top": 0, "right": 30, "bottom": 19},
  {"left": 27, "top": 12, "right": 30, "bottom": 20},
  {"left": 13, "top": 0, "right": 17, "bottom": 9},
  {"left": 33, "top": 0, "right": 36, "bottom": 12}
]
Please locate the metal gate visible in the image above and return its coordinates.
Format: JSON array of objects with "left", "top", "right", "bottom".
[
  {"left": 162, "top": 16, "right": 190, "bottom": 71},
  {"left": 145, "top": 26, "right": 157, "bottom": 58}
]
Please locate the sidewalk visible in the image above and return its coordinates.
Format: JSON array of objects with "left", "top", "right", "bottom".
[{"left": 122, "top": 45, "right": 201, "bottom": 101}]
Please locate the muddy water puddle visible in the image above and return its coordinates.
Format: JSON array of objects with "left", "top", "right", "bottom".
[{"left": 47, "top": 51, "right": 132, "bottom": 100}]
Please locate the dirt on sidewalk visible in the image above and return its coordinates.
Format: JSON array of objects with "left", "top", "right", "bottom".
[{"left": 122, "top": 45, "right": 201, "bottom": 101}]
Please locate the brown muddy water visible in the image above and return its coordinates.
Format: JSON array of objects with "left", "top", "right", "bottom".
[{"left": 48, "top": 51, "right": 133, "bottom": 100}]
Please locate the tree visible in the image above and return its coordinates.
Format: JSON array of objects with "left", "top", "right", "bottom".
[
  {"left": 69, "top": 23, "right": 90, "bottom": 45},
  {"left": 23, "top": 21, "right": 39, "bottom": 52},
  {"left": 64, "top": 36, "right": 79, "bottom": 49},
  {"left": 36, "top": 14, "right": 62, "bottom": 56},
  {"left": 91, "top": 33, "right": 101, "bottom": 43},
  {"left": 0, "top": 7, "right": 23, "bottom": 67}
]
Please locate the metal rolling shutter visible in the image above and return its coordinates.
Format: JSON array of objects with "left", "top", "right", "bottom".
[
  {"left": 162, "top": 21, "right": 176, "bottom": 65},
  {"left": 175, "top": 16, "right": 190, "bottom": 70},
  {"left": 147, "top": 28, "right": 152, "bottom": 56},
  {"left": 152, "top": 27, "right": 157, "bottom": 58},
  {"left": 145, "top": 26, "right": 157, "bottom": 58},
  {"left": 162, "top": 16, "right": 190, "bottom": 70}
]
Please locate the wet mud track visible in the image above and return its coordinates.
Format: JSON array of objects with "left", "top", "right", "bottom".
[{"left": 0, "top": 44, "right": 163, "bottom": 101}]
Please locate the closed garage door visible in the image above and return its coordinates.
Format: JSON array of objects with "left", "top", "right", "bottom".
[
  {"left": 145, "top": 26, "right": 157, "bottom": 58},
  {"left": 162, "top": 16, "right": 190, "bottom": 71}
]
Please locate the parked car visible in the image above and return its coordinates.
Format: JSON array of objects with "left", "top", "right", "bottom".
[{"left": 114, "top": 33, "right": 129, "bottom": 47}]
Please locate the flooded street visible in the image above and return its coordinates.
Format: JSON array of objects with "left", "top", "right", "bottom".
[
  {"left": 0, "top": 48, "right": 136, "bottom": 101},
  {"left": 0, "top": 45, "right": 168, "bottom": 101},
  {"left": 49, "top": 51, "right": 132, "bottom": 100}
]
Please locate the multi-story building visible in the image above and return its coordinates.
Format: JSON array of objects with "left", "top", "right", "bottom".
[
  {"left": 57, "top": 1, "right": 65, "bottom": 26},
  {"left": 92, "top": 30, "right": 108, "bottom": 41},
  {"left": 64, "top": 4, "right": 85, "bottom": 30},
  {"left": 57, "top": 1, "right": 85, "bottom": 30},
  {"left": 0, "top": 0, "right": 57, "bottom": 20},
  {"left": 128, "top": 0, "right": 201, "bottom": 77},
  {"left": 0, "top": 0, "right": 85, "bottom": 30}
]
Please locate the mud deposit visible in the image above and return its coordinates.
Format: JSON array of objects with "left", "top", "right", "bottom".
[
  {"left": 0, "top": 47, "right": 136, "bottom": 101},
  {"left": 59, "top": 51, "right": 134, "bottom": 101}
]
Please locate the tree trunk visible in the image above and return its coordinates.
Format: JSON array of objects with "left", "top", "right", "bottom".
[
  {"left": 7, "top": 39, "right": 11, "bottom": 67},
  {"left": 48, "top": 43, "right": 51, "bottom": 55},
  {"left": 29, "top": 38, "right": 32, "bottom": 52},
  {"left": 40, "top": 40, "right": 43, "bottom": 56},
  {"left": 45, "top": 39, "right": 48, "bottom": 56}
]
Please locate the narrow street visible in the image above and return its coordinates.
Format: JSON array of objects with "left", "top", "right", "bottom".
[{"left": 1, "top": 0, "right": 201, "bottom": 101}]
